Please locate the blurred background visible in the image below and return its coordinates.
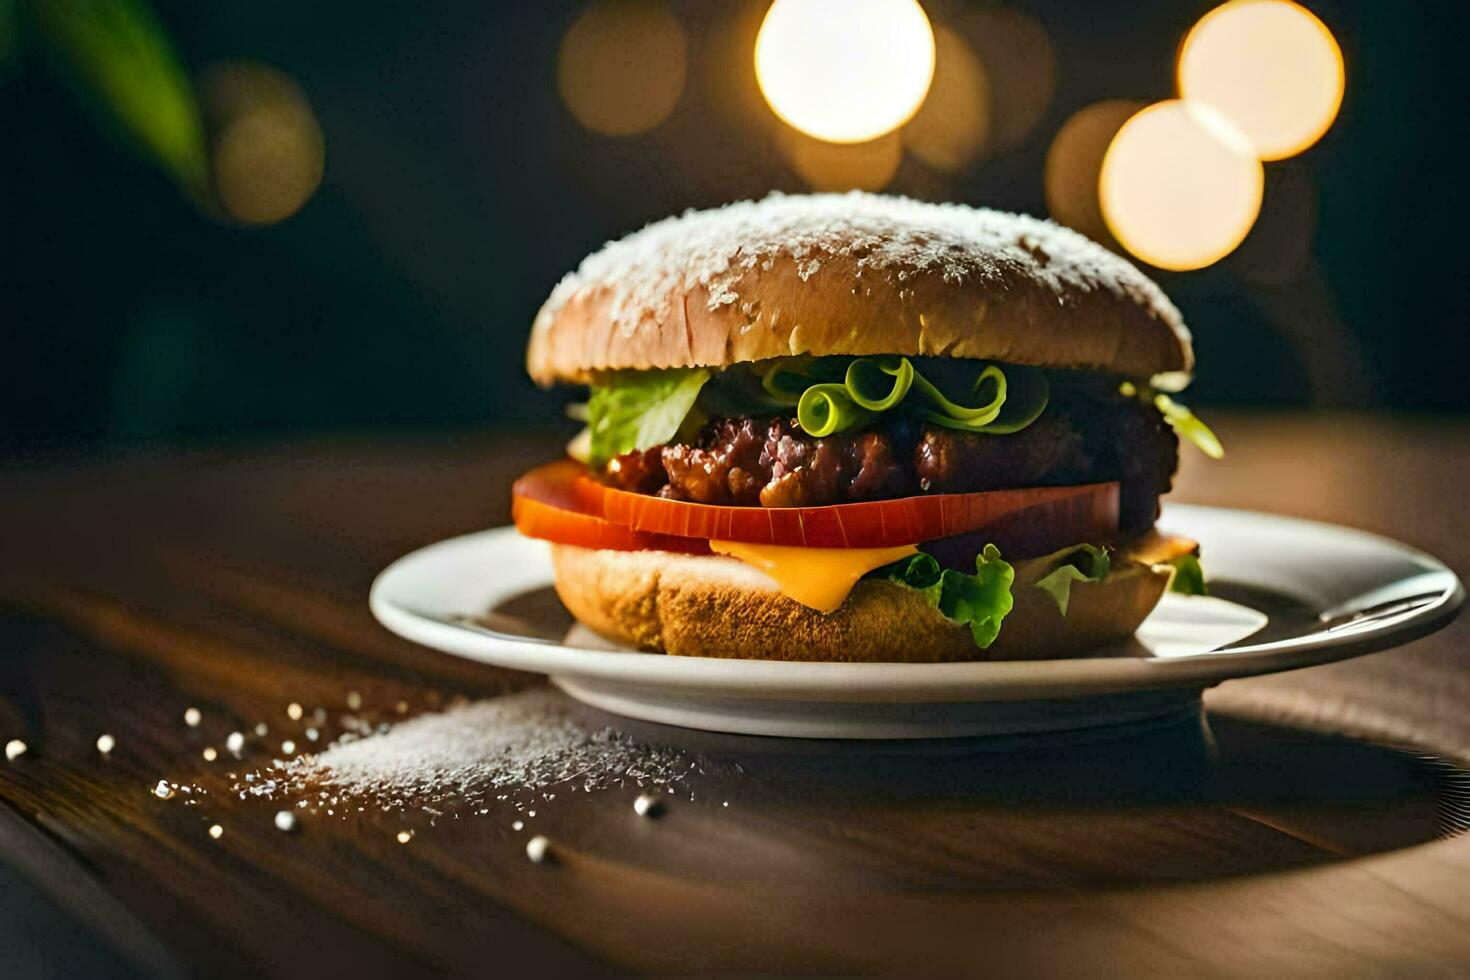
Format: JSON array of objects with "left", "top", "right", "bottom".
[{"left": 3, "top": 0, "right": 1466, "bottom": 455}]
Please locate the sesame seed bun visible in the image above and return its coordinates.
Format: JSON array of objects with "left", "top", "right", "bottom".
[{"left": 528, "top": 192, "right": 1193, "bottom": 387}]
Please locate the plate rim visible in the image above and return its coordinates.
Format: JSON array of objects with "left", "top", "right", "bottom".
[{"left": 368, "top": 504, "right": 1464, "bottom": 703}]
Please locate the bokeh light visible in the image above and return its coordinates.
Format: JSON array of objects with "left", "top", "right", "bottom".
[
  {"left": 1100, "top": 100, "right": 1263, "bottom": 271},
  {"left": 558, "top": 0, "right": 687, "bottom": 137},
  {"left": 902, "top": 25, "right": 989, "bottom": 173},
  {"left": 1044, "top": 99, "right": 1144, "bottom": 247},
  {"left": 755, "top": 0, "right": 936, "bottom": 144},
  {"left": 199, "top": 60, "right": 324, "bottom": 226},
  {"left": 784, "top": 129, "right": 903, "bottom": 191},
  {"left": 1178, "top": 0, "right": 1344, "bottom": 161}
]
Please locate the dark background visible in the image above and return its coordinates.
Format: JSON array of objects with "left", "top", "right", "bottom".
[{"left": 4, "top": 0, "right": 1467, "bottom": 455}]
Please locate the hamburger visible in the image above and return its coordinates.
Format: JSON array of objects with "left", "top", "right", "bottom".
[{"left": 512, "top": 193, "right": 1220, "bottom": 662}]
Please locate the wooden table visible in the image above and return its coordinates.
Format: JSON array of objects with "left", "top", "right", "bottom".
[{"left": 2, "top": 415, "right": 1467, "bottom": 976}]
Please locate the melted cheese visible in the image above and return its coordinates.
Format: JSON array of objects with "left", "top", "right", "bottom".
[
  {"left": 709, "top": 540, "right": 918, "bottom": 613},
  {"left": 1118, "top": 530, "right": 1200, "bottom": 566}
]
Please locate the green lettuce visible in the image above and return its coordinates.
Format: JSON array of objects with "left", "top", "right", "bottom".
[
  {"left": 770, "top": 356, "right": 1050, "bottom": 439},
  {"left": 1167, "top": 554, "right": 1208, "bottom": 596},
  {"left": 1153, "top": 392, "right": 1224, "bottom": 459},
  {"left": 1032, "top": 543, "right": 1111, "bottom": 615},
  {"left": 876, "top": 544, "right": 1016, "bottom": 649},
  {"left": 586, "top": 368, "right": 709, "bottom": 467}
]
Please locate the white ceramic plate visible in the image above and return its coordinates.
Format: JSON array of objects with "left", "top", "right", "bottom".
[{"left": 370, "top": 505, "right": 1463, "bottom": 739}]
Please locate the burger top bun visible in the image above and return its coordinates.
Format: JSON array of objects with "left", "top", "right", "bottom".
[{"left": 528, "top": 192, "right": 1193, "bottom": 387}]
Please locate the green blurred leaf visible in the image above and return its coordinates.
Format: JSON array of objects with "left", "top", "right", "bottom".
[{"left": 28, "top": 0, "right": 207, "bottom": 195}]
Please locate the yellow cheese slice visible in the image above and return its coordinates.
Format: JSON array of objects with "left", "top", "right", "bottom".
[
  {"left": 709, "top": 540, "right": 918, "bottom": 613},
  {"left": 1117, "top": 530, "right": 1200, "bottom": 566}
]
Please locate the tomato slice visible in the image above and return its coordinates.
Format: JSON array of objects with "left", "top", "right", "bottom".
[
  {"left": 513, "top": 460, "right": 1119, "bottom": 552},
  {"left": 512, "top": 462, "right": 710, "bottom": 554}
]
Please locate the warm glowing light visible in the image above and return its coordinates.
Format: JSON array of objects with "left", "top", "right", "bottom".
[
  {"left": 903, "top": 26, "right": 988, "bottom": 173},
  {"left": 784, "top": 129, "right": 903, "bottom": 191},
  {"left": 200, "top": 61, "right": 324, "bottom": 226},
  {"left": 558, "top": 0, "right": 687, "bottom": 137},
  {"left": 755, "top": 0, "right": 936, "bottom": 144},
  {"left": 1100, "top": 100, "right": 1264, "bottom": 272},
  {"left": 1044, "top": 100, "right": 1144, "bottom": 246},
  {"left": 1178, "top": 0, "right": 1344, "bottom": 161}
]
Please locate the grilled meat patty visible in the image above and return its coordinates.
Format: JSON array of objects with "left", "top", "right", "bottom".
[{"left": 603, "top": 392, "right": 1177, "bottom": 534}]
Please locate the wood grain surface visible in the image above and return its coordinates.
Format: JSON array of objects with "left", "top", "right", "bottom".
[{"left": 1, "top": 414, "right": 1467, "bottom": 977}]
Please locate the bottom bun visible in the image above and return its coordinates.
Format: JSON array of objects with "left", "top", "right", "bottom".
[{"left": 550, "top": 542, "right": 1171, "bottom": 663}]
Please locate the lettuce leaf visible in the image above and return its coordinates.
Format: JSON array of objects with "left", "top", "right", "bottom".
[
  {"left": 768, "top": 356, "right": 1050, "bottom": 439},
  {"left": 1032, "top": 543, "right": 1111, "bottom": 615},
  {"left": 877, "top": 544, "right": 1016, "bottom": 649},
  {"left": 1167, "top": 554, "right": 1208, "bottom": 596},
  {"left": 1153, "top": 393, "right": 1224, "bottom": 459},
  {"left": 586, "top": 368, "right": 709, "bottom": 467}
]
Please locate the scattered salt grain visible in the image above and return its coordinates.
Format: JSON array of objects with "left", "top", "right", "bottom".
[
  {"left": 183, "top": 707, "right": 202, "bottom": 727},
  {"left": 274, "top": 811, "right": 297, "bottom": 832},
  {"left": 228, "top": 690, "right": 709, "bottom": 823},
  {"left": 96, "top": 734, "right": 116, "bottom": 755},
  {"left": 153, "top": 780, "right": 175, "bottom": 800},
  {"left": 281, "top": 740, "right": 296, "bottom": 755},
  {"left": 287, "top": 703, "right": 303, "bottom": 721},
  {"left": 396, "top": 830, "right": 414, "bottom": 844},
  {"left": 633, "top": 793, "right": 662, "bottom": 817},
  {"left": 346, "top": 691, "right": 363, "bottom": 711},
  {"left": 5, "top": 739, "right": 26, "bottom": 761},
  {"left": 208, "top": 824, "right": 223, "bottom": 839},
  {"left": 202, "top": 747, "right": 218, "bottom": 762},
  {"left": 226, "top": 732, "right": 245, "bottom": 755},
  {"left": 525, "top": 835, "right": 551, "bottom": 864},
  {"left": 255, "top": 723, "right": 269, "bottom": 737},
  {"left": 305, "top": 728, "right": 319, "bottom": 743},
  {"left": 512, "top": 820, "right": 524, "bottom": 831}
]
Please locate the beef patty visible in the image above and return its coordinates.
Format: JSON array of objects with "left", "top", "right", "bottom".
[{"left": 603, "top": 392, "right": 1177, "bottom": 533}]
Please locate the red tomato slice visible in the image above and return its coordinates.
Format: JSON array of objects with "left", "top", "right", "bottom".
[
  {"left": 512, "top": 462, "right": 710, "bottom": 554},
  {"left": 513, "top": 460, "right": 1119, "bottom": 552}
]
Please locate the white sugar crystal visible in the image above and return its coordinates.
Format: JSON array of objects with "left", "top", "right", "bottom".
[{"left": 533, "top": 191, "right": 1184, "bottom": 349}]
